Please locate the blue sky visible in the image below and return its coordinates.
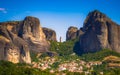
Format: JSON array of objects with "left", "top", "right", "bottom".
[{"left": 0, "top": 0, "right": 120, "bottom": 41}]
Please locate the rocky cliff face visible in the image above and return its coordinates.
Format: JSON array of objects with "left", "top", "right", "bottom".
[
  {"left": 21, "top": 16, "right": 50, "bottom": 52},
  {"left": 0, "top": 24, "right": 31, "bottom": 63},
  {"left": 0, "top": 16, "right": 50, "bottom": 63},
  {"left": 9, "top": 16, "right": 50, "bottom": 53},
  {"left": 79, "top": 10, "right": 120, "bottom": 53},
  {"left": 43, "top": 27, "right": 57, "bottom": 41}
]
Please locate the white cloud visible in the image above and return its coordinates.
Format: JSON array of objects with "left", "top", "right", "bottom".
[{"left": 0, "top": 8, "right": 7, "bottom": 13}]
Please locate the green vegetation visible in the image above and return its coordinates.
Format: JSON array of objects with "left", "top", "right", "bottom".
[
  {"left": 65, "top": 71, "right": 84, "bottom": 75},
  {"left": 92, "top": 63, "right": 120, "bottom": 75},
  {"left": 50, "top": 39, "right": 120, "bottom": 62},
  {"left": 0, "top": 60, "right": 55, "bottom": 75},
  {"left": 30, "top": 52, "right": 39, "bottom": 62},
  {"left": 0, "top": 60, "right": 120, "bottom": 75},
  {"left": 81, "top": 49, "right": 120, "bottom": 61},
  {"left": 50, "top": 39, "right": 77, "bottom": 56},
  {"left": 50, "top": 62, "right": 60, "bottom": 69},
  {"left": 28, "top": 39, "right": 120, "bottom": 75},
  {"left": 50, "top": 39, "right": 80, "bottom": 61}
]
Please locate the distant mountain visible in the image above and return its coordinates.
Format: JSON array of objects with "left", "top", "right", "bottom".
[{"left": 79, "top": 10, "right": 120, "bottom": 53}]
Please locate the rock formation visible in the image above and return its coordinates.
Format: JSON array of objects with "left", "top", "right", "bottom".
[
  {"left": 0, "top": 24, "right": 31, "bottom": 63},
  {"left": 66, "top": 26, "right": 78, "bottom": 41},
  {"left": 21, "top": 16, "right": 50, "bottom": 52},
  {"left": 66, "top": 26, "right": 84, "bottom": 41},
  {"left": 79, "top": 10, "right": 120, "bottom": 53},
  {"left": 43, "top": 27, "right": 57, "bottom": 41},
  {"left": 0, "top": 16, "right": 50, "bottom": 63}
]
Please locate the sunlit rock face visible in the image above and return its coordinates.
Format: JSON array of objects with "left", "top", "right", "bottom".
[
  {"left": 0, "top": 16, "right": 50, "bottom": 63},
  {"left": 43, "top": 27, "right": 57, "bottom": 41},
  {"left": 6, "top": 48, "right": 20, "bottom": 63},
  {"left": 79, "top": 10, "right": 120, "bottom": 53},
  {"left": 0, "top": 25, "right": 31, "bottom": 63},
  {"left": 22, "top": 16, "right": 50, "bottom": 52}
]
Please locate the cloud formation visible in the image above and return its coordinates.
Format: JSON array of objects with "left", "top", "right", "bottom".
[{"left": 0, "top": 8, "right": 7, "bottom": 13}]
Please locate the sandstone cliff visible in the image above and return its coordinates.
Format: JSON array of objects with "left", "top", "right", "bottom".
[
  {"left": 0, "top": 24, "right": 31, "bottom": 63},
  {"left": 0, "top": 16, "right": 50, "bottom": 63},
  {"left": 79, "top": 10, "right": 120, "bottom": 53},
  {"left": 43, "top": 27, "right": 57, "bottom": 41},
  {"left": 9, "top": 17, "right": 50, "bottom": 53},
  {"left": 21, "top": 16, "right": 50, "bottom": 52}
]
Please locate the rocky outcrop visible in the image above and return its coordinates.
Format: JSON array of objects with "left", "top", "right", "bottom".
[
  {"left": 66, "top": 26, "right": 84, "bottom": 41},
  {"left": 66, "top": 26, "right": 78, "bottom": 41},
  {"left": 0, "top": 25, "right": 31, "bottom": 63},
  {"left": 21, "top": 16, "right": 50, "bottom": 52},
  {"left": 0, "top": 16, "right": 50, "bottom": 63},
  {"left": 8, "top": 16, "right": 50, "bottom": 53},
  {"left": 43, "top": 27, "right": 57, "bottom": 41},
  {"left": 79, "top": 10, "right": 120, "bottom": 53}
]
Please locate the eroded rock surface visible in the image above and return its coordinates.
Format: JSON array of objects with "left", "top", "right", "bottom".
[
  {"left": 79, "top": 10, "right": 120, "bottom": 53},
  {"left": 22, "top": 16, "right": 50, "bottom": 52},
  {"left": 0, "top": 16, "right": 50, "bottom": 63},
  {"left": 0, "top": 25, "right": 31, "bottom": 63}
]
